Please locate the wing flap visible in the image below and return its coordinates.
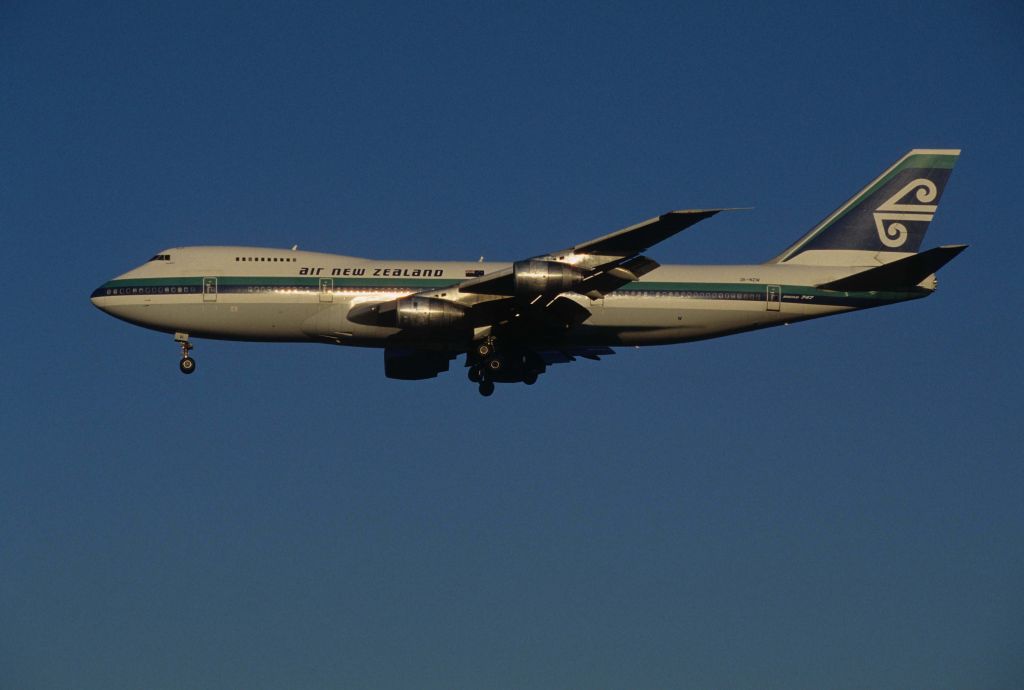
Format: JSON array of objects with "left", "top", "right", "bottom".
[
  {"left": 536, "top": 346, "right": 615, "bottom": 364},
  {"left": 544, "top": 296, "right": 592, "bottom": 327},
  {"left": 578, "top": 255, "right": 660, "bottom": 297},
  {"left": 383, "top": 346, "right": 456, "bottom": 380}
]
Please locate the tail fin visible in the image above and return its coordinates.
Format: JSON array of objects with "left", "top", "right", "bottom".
[{"left": 771, "top": 149, "right": 960, "bottom": 265}]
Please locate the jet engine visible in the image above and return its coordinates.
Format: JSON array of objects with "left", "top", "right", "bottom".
[
  {"left": 348, "top": 296, "right": 469, "bottom": 330},
  {"left": 512, "top": 260, "right": 584, "bottom": 296}
]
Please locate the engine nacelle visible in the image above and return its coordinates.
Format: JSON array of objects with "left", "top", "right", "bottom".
[
  {"left": 349, "top": 296, "right": 469, "bottom": 330},
  {"left": 512, "top": 260, "right": 584, "bottom": 296},
  {"left": 392, "top": 297, "right": 469, "bottom": 330}
]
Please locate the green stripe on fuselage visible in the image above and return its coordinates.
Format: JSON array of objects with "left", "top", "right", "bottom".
[
  {"left": 100, "top": 276, "right": 925, "bottom": 305},
  {"left": 617, "top": 281, "right": 925, "bottom": 303},
  {"left": 102, "top": 276, "right": 459, "bottom": 290}
]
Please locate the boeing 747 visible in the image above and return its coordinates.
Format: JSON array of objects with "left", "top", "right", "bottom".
[{"left": 91, "top": 149, "right": 966, "bottom": 396}]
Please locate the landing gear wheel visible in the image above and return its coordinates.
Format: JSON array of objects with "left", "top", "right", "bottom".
[
  {"left": 475, "top": 342, "right": 493, "bottom": 358},
  {"left": 478, "top": 380, "right": 495, "bottom": 397},
  {"left": 468, "top": 366, "right": 483, "bottom": 383},
  {"left": 175, "top": 333, "right": 195, "bottom": 375},
  {"left": 523, "top": 370, "right": 538, "bottom": 385},
  {"left": 485, "top": 356, "right": 503, "bottom": 373}
]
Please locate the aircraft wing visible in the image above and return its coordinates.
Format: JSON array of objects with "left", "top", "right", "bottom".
[
  {"left": 366, "top": 210, "right": 728, "bottom": 379},
  {"left": 564, "top": 209, "right": 727, "bottom": 261},
  {"left": 455, "top": 209, "right": 729, "bottom": 304},
  {"left": 356, "top": 209, "right": 730, "bottom": 337}
]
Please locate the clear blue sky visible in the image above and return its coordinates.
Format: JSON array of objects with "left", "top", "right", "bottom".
[{"left": 3, "top": 2, "right": 1022, "bottom": 688}]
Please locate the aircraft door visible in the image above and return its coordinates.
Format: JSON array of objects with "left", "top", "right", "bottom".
[
  {"left": 203, "top": 277, "right": 217, "bottom": 302},
  {"left": 766, "top": 284, "right": 781, "bottom": 311},
  {"left": 319, "top": 278, "right": 333, "bottom": 303}
]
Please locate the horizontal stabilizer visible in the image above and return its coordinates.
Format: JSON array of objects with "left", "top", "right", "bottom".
[{"left": 817, "top": 245, "right": 967, "bottom": 292}]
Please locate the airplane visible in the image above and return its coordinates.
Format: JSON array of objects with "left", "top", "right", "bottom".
[{"left": 91, "top": 149, "right": 966, "bottom": 396}]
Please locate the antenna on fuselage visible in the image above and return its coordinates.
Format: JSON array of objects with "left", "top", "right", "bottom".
[{"left": 291, "top": 245, "right": 298, "bottom": 251}]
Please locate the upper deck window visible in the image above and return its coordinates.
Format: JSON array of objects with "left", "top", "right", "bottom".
[{"left": 233, "top": 255, "right": 297, "bottom": 263}]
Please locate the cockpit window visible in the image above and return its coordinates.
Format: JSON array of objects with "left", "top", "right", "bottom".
[{"left": 148, "top": 254, "right": 171, "bottom": 262}]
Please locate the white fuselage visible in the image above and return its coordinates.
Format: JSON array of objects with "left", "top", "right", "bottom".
[{"left": 91, "top": 246, "right": 926, "bottom": 349}]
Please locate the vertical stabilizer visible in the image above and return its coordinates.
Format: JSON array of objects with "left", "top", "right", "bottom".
[{"left": 771, "top": 149, "right": 959, "bottom": 265}]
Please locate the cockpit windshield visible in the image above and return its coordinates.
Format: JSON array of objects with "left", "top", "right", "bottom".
[{"left": 148, "top": 254, "right": 171, "bottom": 262}]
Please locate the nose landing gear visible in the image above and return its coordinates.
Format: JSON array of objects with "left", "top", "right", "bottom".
[{"left": 175, "top": 332, "right": 196, "bottom": 375}]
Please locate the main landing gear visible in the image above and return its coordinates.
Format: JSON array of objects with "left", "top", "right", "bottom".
[
  {"left": 175, "top": 332, "right": 196, "bottom": 375},
  {"left": 468, "top": 363, "right": 496, "bottom": 396},
  {"left": 467, "top": 337, "right": 545, "bottom": 396}
]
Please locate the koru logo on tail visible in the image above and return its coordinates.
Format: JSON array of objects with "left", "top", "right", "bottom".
[{"left": 873, "top": 179, "right": 938, "bottom": 247}]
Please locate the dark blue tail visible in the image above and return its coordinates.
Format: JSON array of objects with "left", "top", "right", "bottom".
[{"left": 772, "top": 149, "right": 959, "bottom": 264}]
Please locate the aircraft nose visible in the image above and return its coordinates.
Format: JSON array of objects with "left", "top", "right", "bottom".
[{"left": 90, "top": 283, "right": 111, "bottom": 312}]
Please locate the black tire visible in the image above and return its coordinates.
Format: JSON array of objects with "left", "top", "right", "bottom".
[
  {"left": 468, "top": 366, "right": 482, "bottom": 383},
  {"left": 523, "top": 370, "right": 538, "bottom": 385},
  {"left": 479, "top": 380, "right": 495, "bottom": 397},
  {"left": 179, "top": 357, "right": 196, "bottom": 375}
]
